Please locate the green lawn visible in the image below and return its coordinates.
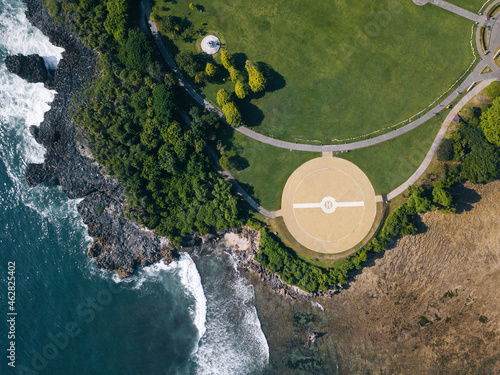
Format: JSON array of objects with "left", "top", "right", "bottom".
[
  {"left": 227, "top": 111, "right": 445, "bottom": 211},
  {"left": 227, "top": 131, "right": 318, "bottom": 211},
  {"left": 449, "top": 0, "right": 491, "bottom": 12},
  {"left": 339, "top": 113, "right": 445, "bottom": 195},
  {"left": 155, "top": 0, "right": 476, "bottom": 144}
]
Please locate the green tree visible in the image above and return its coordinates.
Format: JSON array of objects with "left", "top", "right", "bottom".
[
  {"left": 220, "top": 50, "right": 234, "bottom": 70},
  {"left": 437, "top": 138, "right": 455, "bottom": 161},
  {"left": 104, "top": 0, "right": 128, "bottom": 43},
  {"left": 407, "top": 186, "right": 435, "bottom": 213},
  {"left": 245, "top": 60, "right": 266, "bottom": 93},
  {"left": 222, "top": 102, "right": 242, "bottom": 126},
  {"left": 175, "top": 51, "right": 200, "bottom": 77},
  {"left": 216, "top": 89, "right": 231, "bottom": 106},
  {"left": 480, "top": 96, "right": 500, "bottom": 146},
  {"left": 158, "top": 15, "right": 185, "bottom": 38},
  {"left": 194, "top": 71, "right": 205, "bottom": 84},
  {"left": 432, "top": 182, "right": 453, "bottom": 209},
  {"left": 205, "top": 62, "right": 216, "bottom": 77},
  {"left": 235, "top": 81, "right": 247, "bottom": 99},
  {"left": 461, "top": 142, "right": 500, "bottom": 183},
  {"left": 119, "top": 29, "right": 154, "bottom": 74}
]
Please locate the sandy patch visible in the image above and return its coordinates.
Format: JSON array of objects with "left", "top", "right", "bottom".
[{"left": 224, "top": 232, "right": 250, "bottom": 251}]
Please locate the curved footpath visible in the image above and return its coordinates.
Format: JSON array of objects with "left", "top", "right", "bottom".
[
  {"left": 177, "top": 110, "right": 278, "bottom": 218},
  {"left": 387, "top": 79, "right": 495, "bottom": 200},
  {"left": 141, "top": 0, "right": 500, "bottom": 216},
  {"left": 142, "top": 0, "right": 498, "bottom": 152}
]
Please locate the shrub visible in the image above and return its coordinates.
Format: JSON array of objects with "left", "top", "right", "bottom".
[
  {"left": 205, "top": 62, "right": 217, "bottom": 77},
  {"left": 216, "top": 89, "right": 231, "bottom": 106},
  {"left": 222, "top": 102, "right": 242, "bottom": 126},
  {"left": 245, "top": 60, "right": 266, "bottom": 92},
  {"left": 220, "top": 50, "right": 234, "bottom": 70}
]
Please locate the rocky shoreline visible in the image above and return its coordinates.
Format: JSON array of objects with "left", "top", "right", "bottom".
[
  {"left": 19, "top": 0, "right": 177, "bottom": 277},
  {"left": 15, "top": 0, "right": 328, "bottom": 299},
  {"left": 184, "top": 228, "right": 336, "bottom": 299}
]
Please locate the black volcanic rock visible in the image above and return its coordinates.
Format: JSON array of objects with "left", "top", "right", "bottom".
[
  {"left": 5, "top": 53, "right": 48, "bottom": 83},
  {"left": 21, "top": 0, "right": 178, "bottom": 277}
]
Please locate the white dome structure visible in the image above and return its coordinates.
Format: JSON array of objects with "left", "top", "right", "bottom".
[{"left": 201, "top": 35, "right": 221, "bottom": 55}]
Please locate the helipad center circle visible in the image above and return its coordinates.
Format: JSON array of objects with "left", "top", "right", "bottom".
[{"left": 281, "top": 156, "right": 377, "bottom": 254}]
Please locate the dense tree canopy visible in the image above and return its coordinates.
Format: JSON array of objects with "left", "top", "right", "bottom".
[
  {"left": 48, "top": 0, "right": 244, "bottom": 245},
  {"left": 119, "top": 29, "right": 156, "bottom": 74},
  {"left": 461, "top": 142, "right": 500, "bottom": 183},
  {"left": 104, "top": 0, "right": 129, "bottom": 43}
]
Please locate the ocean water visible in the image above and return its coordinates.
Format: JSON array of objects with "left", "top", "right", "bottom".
[{"left": 0, "top": 1, "right": 269, "bottom": 374}]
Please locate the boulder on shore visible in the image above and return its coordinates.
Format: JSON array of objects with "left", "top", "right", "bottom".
[{"left": 5, "top": 53, "right": 48, "bottom": 84}]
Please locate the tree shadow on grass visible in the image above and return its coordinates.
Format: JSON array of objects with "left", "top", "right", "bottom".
[
  {"left": 255, "top": 61, "right": 286, "bottom": 93},
  {"left": 232, "top": 52, "right": 248, "bottom": 70},
  {"left": 239, "top": 99, "right": 264, "bottom": 127},
  {"left": 228, "top": 155, "right": 249, "bottom": 171}
]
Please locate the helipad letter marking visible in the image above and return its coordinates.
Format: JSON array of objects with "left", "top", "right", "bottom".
[{"left": 293, "top": 196, "right": 365, "bottom": 214}]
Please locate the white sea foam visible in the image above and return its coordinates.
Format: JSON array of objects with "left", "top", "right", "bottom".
[
  {"left": 0, "top": 1, "right": 64, "bottom": 69},
  {"left": 172, "top": 254, "right": 207, "bottom": 344},
  {"left": 0, "top": 0, "right": 91, "bottom": 245},
  {"left": 110, "top": 254, "right": 208, "bottom": 350},
  {"left": 193, "top": 249, "right": 269, "bottom": 375}
]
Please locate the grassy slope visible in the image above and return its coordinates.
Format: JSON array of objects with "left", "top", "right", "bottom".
[{"left": 156, "top": 0, "right": 475, "bottom": 143}]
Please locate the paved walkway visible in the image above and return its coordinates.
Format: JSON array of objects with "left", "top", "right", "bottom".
[
  {"left": 142, "top": 0, "right": 498, "bottom": 152},
  {"left": 387, "top": 79, "right": 494, "bottom": 200},
  {"left": 141, "top": 4, "right": 281, "bottom": 217},
  {"left": 141, "top": 0, "right": 500, "bottom": 209},
  {"left": 177, "top": 110, "right": 278, "bottom": 218},
  {"left": 413, "top": 0, "right": 485, "bottom": 23}
]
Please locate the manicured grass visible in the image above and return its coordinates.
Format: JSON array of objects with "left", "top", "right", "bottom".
[
  {"left": 226, "top": 110, "right": 445, "bottom": 212},
  {"left": 449, "top": 0, "right": 490, "bottom": 12},
  {"left": 227, "top": 131, "right": 318, "bottom": 211},
  {"left": 339, "top": 113, "right": 445, "bottom": 195},
  {"left": 155, "top": 0, "right": 476, "bottom": 143}
]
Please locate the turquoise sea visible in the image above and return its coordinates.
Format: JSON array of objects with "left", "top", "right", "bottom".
[{"left": 0, "top": 1, "right": 269, "bottom": 374}]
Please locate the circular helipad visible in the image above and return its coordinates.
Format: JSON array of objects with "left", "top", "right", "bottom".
[
  {"left": 201, "top": 35, "right": 220, "bottom": 54},
  {"left": 281, "top": 156, "right": 376, "bottom": 254}
]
